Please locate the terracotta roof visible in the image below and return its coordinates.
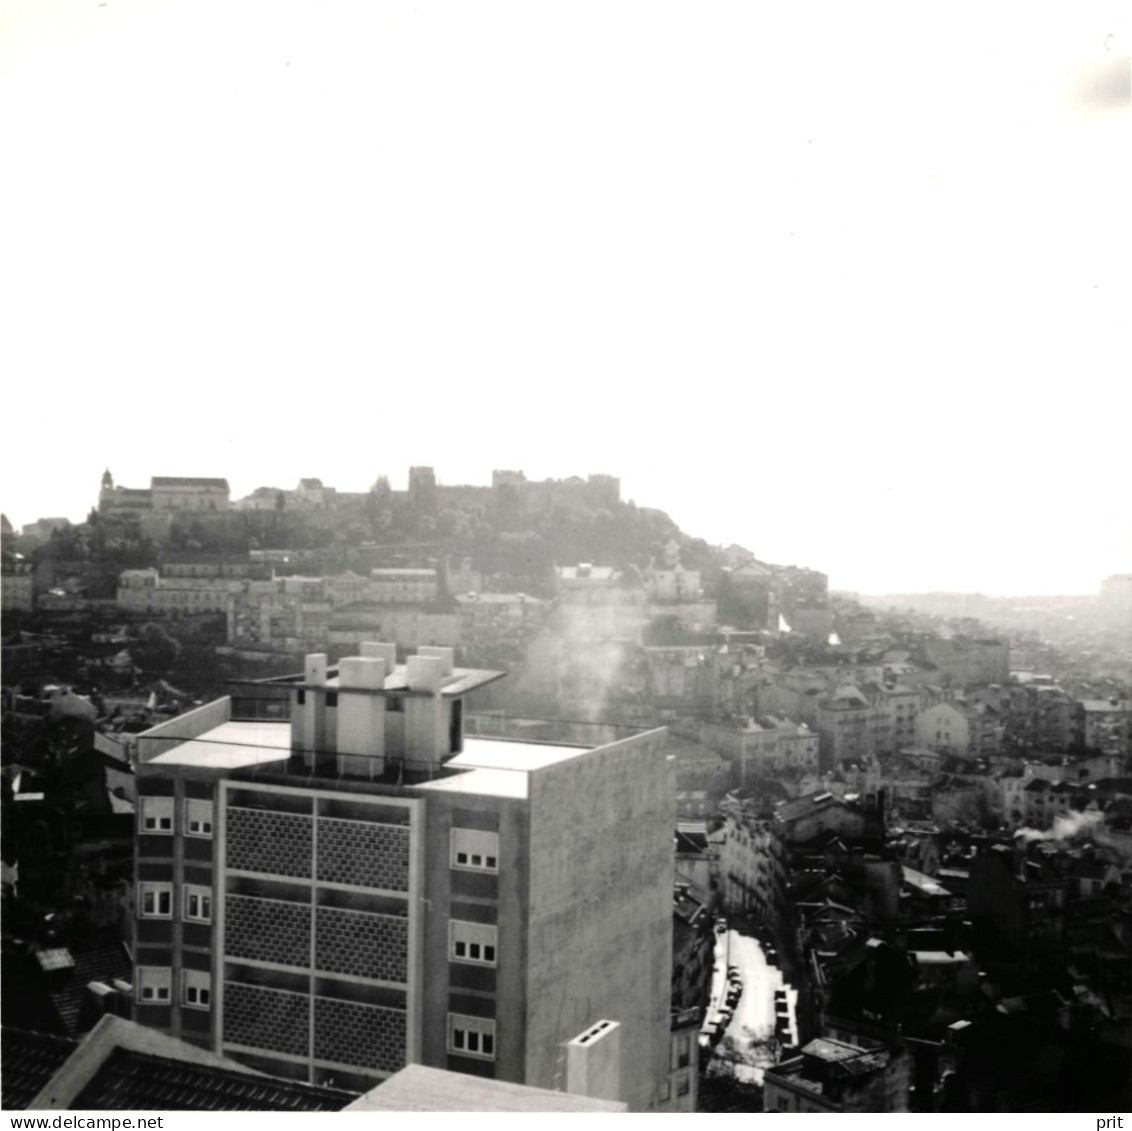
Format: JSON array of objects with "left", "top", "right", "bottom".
[
  {"left": 1, "top": 1029, "right": 77, "bottom": 1110},
  {"left": 71, "top": 1047, "right": 355, "bottom": 1111}
]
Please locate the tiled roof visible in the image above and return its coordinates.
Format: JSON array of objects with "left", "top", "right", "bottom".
[
  {"left": 150, "top": 477, "right": 229, "bottom": 489},
  {"left": 48, "top": 943, "right": 133, "bottom": 1036},
  {"left": 72, "top": 1048, "right": 356, "bottom": 1111},
  {"left": 777, "top": 792, "right": 849, "bottom": 822},
  {"left": 1, "top": 1028, "right": 77, "bottom": 1110}
]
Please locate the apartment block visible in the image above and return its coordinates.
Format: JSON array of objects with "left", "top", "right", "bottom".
[{"left": 131, "top": 646, "right": 674, "bottom": 1109}]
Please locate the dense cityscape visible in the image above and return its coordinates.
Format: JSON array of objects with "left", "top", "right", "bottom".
[{"left": 2, "top": 467, "right": 1129, "bottom": 1112}]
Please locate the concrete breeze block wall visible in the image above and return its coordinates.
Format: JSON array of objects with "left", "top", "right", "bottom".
[
  {"left": 226, "top": 895, "right": 310, "bottom": 967},
  {"left": 313, "top": 997, "right": 406, "bottom": 1072},
  {"left": 315, "top": 906, "right": 408, "bottom": 982},
  {"left": 224, "top": 982, "right": 309, "bottom": 1057},
  {"left": 316, "top": 818, "right": 409, "bottom": 890},
  {"left": 227, "top": 807, "right": 312, "bottom": 877}
]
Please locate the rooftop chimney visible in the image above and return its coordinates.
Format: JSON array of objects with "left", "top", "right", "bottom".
[
  {"left": 294, "top": 653, "right": 329, "bottom": 766},
  {"left": 416, "top": 646, "right": 455, "bottom": 676},
  {"left": 359, "top": 641, "right": 397, "bottom": 670},
  {"left": 565, "top": 1020, "right": 622, "bottom": 1104},
  {"left": 336, "top": 656, "right": 387, "bottom": 779},
  {"left": 405, "top": 652, "right": 449, "bottom": 770}
]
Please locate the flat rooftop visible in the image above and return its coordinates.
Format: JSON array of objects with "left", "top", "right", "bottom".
[
  {"left": 419, "top": 736, "right": 592, "bottom": 800},
  {"left": 148, "top": 721, "right": 292, "bottom": 770},
  {"left": 451, "top": 736, "right": 590, "bottom": 772},
  {"left": 145, "top": 724, "right": 593, "bottom": 799},
  {"left": 346, "top": 1064, "right": 626, "bottom": 1112}
]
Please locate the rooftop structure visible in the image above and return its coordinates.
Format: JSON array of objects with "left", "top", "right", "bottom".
[{"left": 764, "top": 1035, "right": 907, "bottom": 1113}]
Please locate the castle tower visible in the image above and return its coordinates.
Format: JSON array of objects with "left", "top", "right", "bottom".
[{"left": 99, "top": 469, "right": 115, "bottom": 512}]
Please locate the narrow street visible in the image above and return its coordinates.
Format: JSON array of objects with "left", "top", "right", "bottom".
[{"left": 702, "top": 925, "right": 798, "bottom": 1086}]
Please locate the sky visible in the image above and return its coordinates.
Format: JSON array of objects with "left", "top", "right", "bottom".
[{"left": 1, "top": 1, "right": 1128, "bottom": 596}]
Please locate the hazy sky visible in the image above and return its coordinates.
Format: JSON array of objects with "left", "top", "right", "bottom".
[{"left": 2, "top": 1, "right": 1128, "bottom": 595}]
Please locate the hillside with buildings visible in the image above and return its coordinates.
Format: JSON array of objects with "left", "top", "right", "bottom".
[{"left": 2, "top": 469, "right": 1130, "bottom": 1113}]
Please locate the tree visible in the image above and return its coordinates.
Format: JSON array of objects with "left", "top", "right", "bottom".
[
  {"left": 131, "top": 623, "right": 182, "bottom": 674},
  {"left": 365, "top": 477, "right": 394, "bottom": 539}
]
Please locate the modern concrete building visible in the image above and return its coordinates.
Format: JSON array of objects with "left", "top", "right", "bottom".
[{"left": 131, "top": 645, "right": 676, "bottom": 1110}]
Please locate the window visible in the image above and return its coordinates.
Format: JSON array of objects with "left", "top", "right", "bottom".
[
  {"left": 140, "top": 796, "right": 174, "bottom": 834},
  {"left": 184, "top": 884, "right": 212, "bottom": 923},
  {"left": 451, "top": 828, "right": 499, "bottom": 873},
  {"left": 185, "top": 799, "right": 213, "bottom": 838},
  {"left": 182, "top": 969, "right": 211, "bottom": 1010},
  {"left": 139, "top": 882, "right": 173, "bottom": 919},
  {"left": 449, "top": 920, "right": 498, "bottom": 966},
  {"left": 677, "top": 1072, "right": 691, "bottom": 1098},
  {"left": 448, "top": 1014, "right": 495, "bottom": 1060},
  {"left": 326, "top": 692, "right": 339, "bottom": 708},
  {"left": 137, "top": 966, "right": 172, "bottom": 1003}
]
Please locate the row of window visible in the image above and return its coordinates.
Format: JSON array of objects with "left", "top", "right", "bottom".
[
  {"left": 137, "top": 972, "right": 491, "bottom": 1059},
  {"left": 140, "top": 797, "right": 213, "bottom": 837},
  {"left": 139, "top": 887, "right": 495, "bottom": 971},
  {"left": 139, "top": 882, "right": 212, "bottom": 923},
  {"left": 142, "top": 810, "right": 498, "bottom": 877},
  {"left": 451, "top": 828, "right": 498, "bottom": 873},
  {"left": 449, "top": 920, "right": 496, "bottom": 967},
  {"left": 137, "top": 967, "right": 211, "bottom": 1009},
  {"left": 448, "top": 1013, "right": 495, "bottom": 1060}
]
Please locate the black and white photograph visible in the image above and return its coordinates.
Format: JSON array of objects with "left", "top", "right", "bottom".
[{"left": 1, "top": 0, "right": 1129, "bottom": 1118}]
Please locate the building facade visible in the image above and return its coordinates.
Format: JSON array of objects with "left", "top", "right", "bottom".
[{"left": 131, "top": 646, "right": 675, "bottom": 1109}]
